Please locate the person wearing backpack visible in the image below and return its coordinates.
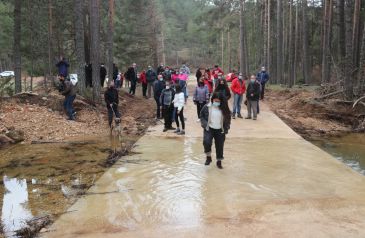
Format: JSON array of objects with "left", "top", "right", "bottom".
[
  {"left": 160, "top": 81, "right": 176, "bottom": 132},
  {"left": 193, "top": 78, "right": 209, "bottom": 122},
  {"left": 61, "top": 78, "right": 77, "bottom": 121},
  {"left": 173, "top": 84, "right": 186, "bottom": 135}
]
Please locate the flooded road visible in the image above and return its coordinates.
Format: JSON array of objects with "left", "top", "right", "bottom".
[
  {"left": 312, "top": 133, "right": 365, "bottom": 175},
  {"left": 44, "top": 102, "right": 365, "bottom": 238},
  {"left": 0, "top": 135, "right": 138, "bottom": 237}
]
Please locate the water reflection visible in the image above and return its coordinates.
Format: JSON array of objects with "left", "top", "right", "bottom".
[{"left": 1, "top": 176, "right": 33, "bottom": 237}]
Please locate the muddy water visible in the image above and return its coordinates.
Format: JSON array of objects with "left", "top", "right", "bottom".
[
  {"left": 0, "top": 135, "right": 137, "bottom": 237},
  {"left": 311, "top": 133, "right": 365, "bottom": 175}
]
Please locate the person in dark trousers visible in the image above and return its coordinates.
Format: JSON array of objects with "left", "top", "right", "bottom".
[
  {"left": 256, "top": 66, "right": 269, "bottom": 100},
  {"left": 56, "top": 56, "right": 70, "bottom": 79},
  {"left": 195, "top": 68, "right": 202, "bottom": 83},
  {"left": 162, "top": 67, "right": 172, "bottom": 81},
  {"left": 140, "top": 70, "right": 147, "bottom": 98},
  {"left": 146, "top": 66, "right": 157, "bottom": 98},
  {"left": 230, "top": 73, "right": 246, "bottom": 119},
  {"left": 61, "top": 78, "right": 77, "bottom": 121},
  {"left": 200, "top": 92, "right": 231, "bottom": 169},
  {"left": 160, "top": 81, "right": 175, "bottom": 132},
  {"left": 112, "top": 63, "right": 119, "bottom": 83},
  {"left": 104, "top": 81, "right": 121, "bottom": 128},
  {"left": 85, "top": 63, "right": 92, "bottom": 88},
  {"left": 153, "top": 74, "right": 166, "bottom": 119},
  {"left": 100, "top": 64, "right": 107, "bottom": 88},
  {"left": 173, "top": 84, "right": 186, "bottom": 135},
  {"left": 193, "top": 78, "right": 209, "bottom": 121},
  {"left": 125, "top": 63, "right": 138, "bottom": 95},
  {"left": 214, "top": 77, "right": 231, "bottom": 101},
  {"left": 157, "top": 63, "right": 165, "bottom": 75},
  {"left": 246, "top": 74, "right": 261, "bottom": 120}
]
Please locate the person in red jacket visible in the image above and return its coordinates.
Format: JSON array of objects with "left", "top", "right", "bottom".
[
  {"left": 230, "top": 73, "right": 246, "bottom": 119},
  {"left": 203, "top": 73, "right": 213, "bottom": 94},
  {"left": 212, "top": 65, "right": 224, "bottom": 77},
  {"left": 140, "top": 70, "right": 147, "bottom": 98}
]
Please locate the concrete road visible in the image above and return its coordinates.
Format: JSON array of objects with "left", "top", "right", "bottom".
[{"left": 44, "top": 97, "right": 365, "bottom": 238}]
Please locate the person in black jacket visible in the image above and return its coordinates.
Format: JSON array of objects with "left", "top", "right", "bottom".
[
  {"left": 100, "top": 64, "right": 107, "bottom": 88},
  {"left": 153, "top": 74, "right": 166, "bottom": 119},
  {"left": 112, "top": 63, "right": 119, "bottom": 82},
  {"left": 125, "top": 63, "right": 138, "bottom": 95},
  {"left": 196, "top": 68, "right": 202, "bottom": 83},
  {"left": 246, "top": 75, "right": 261, "bottom": 120},
  {"left": 104, "top": 81, "right": 121, "bottom": 128},
  {"left": 200, "top": 92, "right": 231, "bottom": 169}
]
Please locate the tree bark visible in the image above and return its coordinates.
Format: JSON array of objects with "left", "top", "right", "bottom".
[
  {"left": 344, "top": 0, "right": 354, "bottom": 100},
  {"left": 107, "top": 0, "right": 115, "bottom": 86},
  {"left": 13, "top": 0, "right": 22, "bottom": 93},
  {"left": 359, "top": 15, "right": 365, "bottom": 94},
  {"left": 352, "top": 0, "right": 361, "bottom": 76},
  {"left": 338, "top": 0, "right": 346, "bottom": 60},
  {"left": 301, "top": 0, "right": 310, "bottom": 84},
  {"left": 276, "top": 0, "right": 283, "bottom": 84},
  {"left": 74, "top": 0, "right": 86, "bottom": 95},
  {"left": 321, "top": 0, "right": 333, "bottom": 84},
  {"left": 90, "top": 0, "right": 101, "bottom": 103},
  {"left": 239, "top": 0, "right": 247, "bottom": 77},
  {"left": 288, "top": 0, "right": 295, "bottom": 88}
]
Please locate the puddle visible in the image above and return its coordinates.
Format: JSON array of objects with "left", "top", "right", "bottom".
[
  {"left": 311, "top": 133, "right": 365, "bottom": 175},
  {"left": 0, "top": 135, "right": 137, "bottom": 237}
]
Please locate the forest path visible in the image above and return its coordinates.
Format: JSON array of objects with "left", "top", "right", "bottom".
[{"left": 44, "top": 84, "right": 365, "bottom": 238}]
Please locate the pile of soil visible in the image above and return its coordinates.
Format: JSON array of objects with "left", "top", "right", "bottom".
[
  {"left": 265, "top": 87, "right": 365, "bottom": 140},
  {"left": 0, "top": 89, "right": 155, "bottom": 145}
]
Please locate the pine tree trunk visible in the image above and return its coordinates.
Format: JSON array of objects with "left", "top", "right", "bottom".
[
  {"left": 294, "top": 0, "right": 299, "bottom": 85},
  {"left": 107, "top": 0, "right": 114, "bottom": 86},
  {"left": 321, "top": 0, "right": 333, "bottom": 84},
  {"left": 13, "top": 0, "right": 22, "bottom": 93},
  {"left": 75, "top": 0, "right": 86, "bottom": 95},
  {"left": 338, "top": 0, "right": 346, "bottom": 60},
  {"left": 239, "top": 0, "right": 247, "bottom": 77},
  {"left": 47, "top": 0, "right": 53, "bottom": 91},
  {"left": 276, "top": 0, "right": 283, "bottom": 84},
  {"left": 301, "top": 0, "right": 310, "bottom": 84},
  {"left": 288, "top": 0, "right": 295, "bottom": 88},
  {"left": 352, "top": 0, "right": 361, "bottom": 77},
  {"left": 90, "top": 0, "right": 101, "bottom": 103},
  {"left": 344, "top": 0, "right": 354, "bottom": 100},
  {"left": 267, "top": 0, "right": 271, "bottom": 75},
  {"left": 359, "top": 21, "right": 365, "bottom": 94}
]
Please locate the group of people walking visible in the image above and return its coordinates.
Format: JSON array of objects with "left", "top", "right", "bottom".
[{"left": 56, "top": 56, "right": 270, "bottom": 170}]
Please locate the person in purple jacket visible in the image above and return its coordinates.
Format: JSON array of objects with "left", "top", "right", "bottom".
[{"left": 193, "top": 77, "right": 209, "bottom": 122}]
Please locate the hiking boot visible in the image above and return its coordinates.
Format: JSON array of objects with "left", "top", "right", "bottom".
[
  {"left": 245, "top": 117, "right": 252, "bottom": 119},
  {"left": 232, "top": 114, "right": 236, "bottom": 119},
  {"left": 174, "top": 128, "right": 181, "bottom": 133},
  {"left": 205, "top": 156, "right": 212, "bottom": 166},
  {"left": 237, "top": 114, "right": 243, "bottom": 118},
  {"left": 178, "top": 130, "right": 185, "bottom": 135},
  {"left": 217, "top": 161, "right": 223, "bottom": 169},
  {"left": 253, "top": 118, "right": 257, "bottom": 120},
  {"left": 163, "top": 128, "right": 168, "bottom": 132},
  {"left": 168, "top": 127, "right": 176, "bottom": 131}
]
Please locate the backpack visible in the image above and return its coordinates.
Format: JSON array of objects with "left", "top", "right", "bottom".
[{"left": 70, "top": 74, "right": 78, "bottom": 86}]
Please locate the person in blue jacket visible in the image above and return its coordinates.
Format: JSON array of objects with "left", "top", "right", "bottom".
[
  {"left": 56, "top": 56, "right": 70, "bottom": 79},
  {"left": 256, "top": 66, "right": 269, "bottom": 100}
]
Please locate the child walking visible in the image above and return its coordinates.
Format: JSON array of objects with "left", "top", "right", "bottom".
[
  {"left": 173, "top": 84, "right": 186, "bottom": 135},
  {"left": 200, "top": 92, "right": 231, "bottom": 169}
]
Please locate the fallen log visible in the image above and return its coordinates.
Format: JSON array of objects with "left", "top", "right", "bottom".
[
  {"left": 31, "top": 140, "right": 97, "bottom": 145},
  {"left": 315, "top": 90, "right": 344, "bottom": 100},
  {"left": 353, "top": 95, "right": 365, "bottom": 108}
]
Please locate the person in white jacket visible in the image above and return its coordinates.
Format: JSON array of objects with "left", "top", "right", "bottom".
[{"left": 173, "top": 84, "right": 186, "bottom": 135}]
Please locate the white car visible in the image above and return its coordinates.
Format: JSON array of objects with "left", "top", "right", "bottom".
[{"left": 0, "top": 71, "right": 15, "bottom": 78}]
